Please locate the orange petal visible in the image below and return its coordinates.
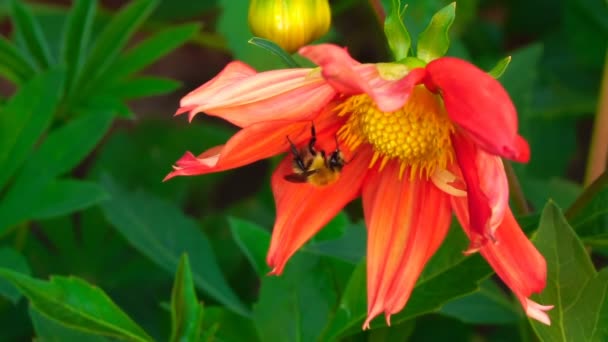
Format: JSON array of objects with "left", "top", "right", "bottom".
[
  {"left": 452, "top": 199, "right": 552, "bottom": 324},
  {"left": 266, "top": 145, "right": 373, "bottom": 275},
  {"left": 176, "top": 61, "right": 256, "bottom": 118},
  {"left": 362, "top": 163, "right": 452, "bottom": 328},
  {"left": 164, "top": 106, "right": 344, "bottom": 181},
  {"left": 299, "top": 44, "right": 427, "bottom": 112},
  {"left": 176, "top": 61, "right": 336, "bottom": 127}
]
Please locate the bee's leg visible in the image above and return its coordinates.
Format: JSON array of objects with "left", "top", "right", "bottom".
[
  {"left": 286, "top": 135, "right": 299, "bottom": 156},
  {"left": 286, "top": 135, "right": 307, "bottom": 171},
  {"left": 308, "top": 123, "right": 317, "bottom": 155}
]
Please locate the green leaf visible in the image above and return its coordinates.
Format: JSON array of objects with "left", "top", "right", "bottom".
[
  {"left": 229, "top": 217, "right": 348, "bottom": 341},
  {"left": 563, "top": 0, "right": 608, "bottom": 67},
  {"left": 102, "top": 76, "right": 181, "bottom": 100},
  {"left": 61, "top": 0, "right": 97, "bottom": 93},
  {"left": 0, "top": 247, "right": 31, "bottom": 304},
  {"left": 23, "top": 109, "right": 112, "bottom": 177},
  {"left": 0, "top": 111, "right": 113, "bottom": 234},
  {"left": 500, "top": 45, "right": 571, "bottom": 178},
  {"left": 488, "top": 56, "right": 511, "bottom": 79},
  {"left": 384, "top": 0, "right": 411, "bottom": 60},
  {"left": 311, "top": 211, "right": 349, "bottom": 242},
  {"left": 0, "top": 268, "right": 154, "bottom": 342},
  {"left": 325, "top": 227, "right": 492, "bottom": 339},
  {"left": 103, "top": 23, "right": 200, "bottom": 82},
  {"left": 305, "top": 222, "right": 366, "bottom": 264},
  {"left": 76, "top": 0, "right": 158, "bottom": 90},
  {"left": 228, "top": 218, "right": 270, "bottom": 276},
  {"left": 416, "top": 2, "right": 455, "bottom": 62},
  {"left": 170, "top": 254, "right": 204, "bottom": 342},
  {"left": 531, "top": 81, "right": 597, "bottom": 119},
  {"left": 530, "top": 202, "right": 608, "bottom": 341},
  {"left": 408, "top": 315, "right": 473, "bottom": 341},
  {"left": 253, "top": 253, "right": 340, "bottom": 342},
  {"left": 368, "top": 320, "right": 415, "bottom": 342},
  {"left": 440, "top": 279, "right": 521, "bottom": 324},
  {"left": 30, "top": 306, "right": 112, "bottom": 342},
  {"left": 202, "top": 307, "right": 258, "bottom": 342},
  {"left": 77, "top": 95, "right": 134, "bottom": 118},
  {"left": 0, "top": 70, "right": 64, "bottom": 190},
  {"left": 566, "top": 175, "right": 608, "bottom": 246},
  {"left": 500, "top": 43, "right": 543, "bottom": 119},
  {"left": 521, "top": 117, "right": 577, "bottom": 178},
  {"left": 99, "top": 176, "right": 250, "bottom": 317},
  {"left": 9, "top": 0, "right": 54, "bottom": 69},
  {"left": 248, "top": 37, "right": 300, "bottom": 68},
  {"left": 30, "top": 180, "right": 109, "bottom": 220},
  {"left": 521, "top": 176, "right": 581, "bottom": 211},
  {"left": 88, "top": 119, "right": 232, "bottom": 200},
  {"left": 0, "top": 36, "right": 36, "bottom": 83}
]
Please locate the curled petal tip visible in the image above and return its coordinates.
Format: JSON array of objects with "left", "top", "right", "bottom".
[
  {"left": 525, "top": 299, "right": 553, "bottom": 325},
  {"left": 266, "top": 261, "right": 285, "bottom": 276},
  {"left": 463, "top": 246, "right": 480, "bottom": 256},
  {"left": 513, "top": 135, "right": 531, "bottom": 163},
  {"left": 385, "top": 314, "right": 392, "bottom": 327},
  {"left": 175, "top": 105, "right": 193, "bottom": 117},
  {"left": 162, "top": 173, "right": 174, "bottom": 182},
  {"left": 188, "top": 111, "right": 197, "bottom": 123},
  {"left": 362, "top": 318, "right": 372, "bottom": 330},
  {"left": 266, "top": 265, "right": 282, "bottom": 276},
  {"left": 498, "top": 135, "right": 530, "bottom": 162}
]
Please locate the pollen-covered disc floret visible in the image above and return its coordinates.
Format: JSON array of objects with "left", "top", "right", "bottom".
[{"left": 337, "top": 85, "right": 455, "bottom": 178}]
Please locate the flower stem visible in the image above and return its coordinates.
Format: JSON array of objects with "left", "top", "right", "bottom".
[
  {"left": 584, "top": 50, "right": 608, "bottom": 186},
  {"left": 368, "top": 0, "right": 386, "bottom": 24},
  {"left": 504, "top": 160, "right": 530, "bottom": 215},
  {"left": 566, "top": 169, "right": 608, "bottom": 219}
]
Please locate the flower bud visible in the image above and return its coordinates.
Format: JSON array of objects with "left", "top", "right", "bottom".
[{"left": 248, "top": 0, "right": 331, "bottom": 53}]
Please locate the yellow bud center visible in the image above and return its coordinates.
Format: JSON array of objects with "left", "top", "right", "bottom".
[{"left": 336, "top": 85, "right": 455, "bottom": 178}]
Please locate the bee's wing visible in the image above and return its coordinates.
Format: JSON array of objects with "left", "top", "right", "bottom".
[{"left": 284, "top": 169, "right": 318, "bottom": 183}]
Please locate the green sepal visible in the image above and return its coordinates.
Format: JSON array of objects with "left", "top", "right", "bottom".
[
  {"left": 416, "top": 2, "right": 456, "bottom": 62},
  {"left": 395, "top": 56, "right": 427, "bottom": 69},
  {"left": 375, "top": 57, "right": 426, "bottom": 81},
  {"left": 384, "top": 0, "right": 411, "bottom": 61},
  {"left": 248, "top": 37, "right": 300, "bottom": 68},
  {"left": 488, "top": 56, "right": 512, "bottom": 79}
]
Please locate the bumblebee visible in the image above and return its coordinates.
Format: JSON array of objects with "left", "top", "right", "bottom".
[{"left": 284, "top": 124, "right": 346, "bottom": 186}]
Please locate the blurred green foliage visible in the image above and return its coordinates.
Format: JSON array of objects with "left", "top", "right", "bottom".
[{"left": 0, "top": 0, "right": 605, "bottom": 341}]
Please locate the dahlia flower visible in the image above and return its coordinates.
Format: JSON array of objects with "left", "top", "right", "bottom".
[{"left": 165, "top": 43, "right": 552, "bottom": 327}]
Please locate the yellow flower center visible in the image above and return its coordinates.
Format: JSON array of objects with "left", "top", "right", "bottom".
[{"left": 336, "top": 85, "right": 455, "bottom": 179}]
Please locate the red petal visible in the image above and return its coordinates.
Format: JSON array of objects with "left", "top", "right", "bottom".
[
  {"left": 177, "top": 61, "right": 336, "bottom": 127},
  {"left": 299, "top": 44, "right": 427, "bottom": 112},
  {"left": 425, "top": 57, "right": 529, "bottom": 162},
  {"left": 452, "top": 133, "right": 493, "bottom": 244},
  {"left": 164, "top": 107, "right": 344, "bottom": 180},
  {"left": 362, "top": 163, "right": 451, "bottom": 328},
  {"left": 266, "top": 146, "right": 373, "bottom": 275},
  {"left": 452, "top": 199, "right": 552, "bottom": 324}
]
